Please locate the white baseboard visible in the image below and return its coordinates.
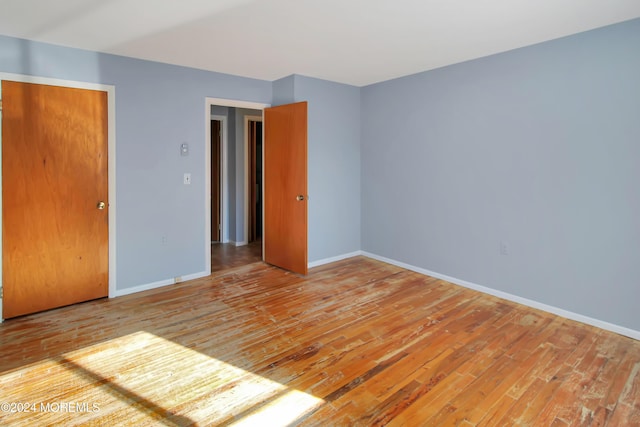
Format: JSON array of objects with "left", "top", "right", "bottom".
[
  {"left": 308, "top": 251, "right": 363, "bottom": 268},
  {"left": 232, "top": 241, "right": 247, "bottom": 247},
  {"left": 362, "top": 251, "right": 640, "bottom": 341},
  {"left": 112, "top": 270, "right": 210, "bottom": 298}
]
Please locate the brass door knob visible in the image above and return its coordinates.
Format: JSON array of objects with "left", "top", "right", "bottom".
[
  {"left": 97, "top": 201, "right": 106, "bottom": 210},
  {"left": 296, "top": 195, "right": 305, "bottom": 201}
]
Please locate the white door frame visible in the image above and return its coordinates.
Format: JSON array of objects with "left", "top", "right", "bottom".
[
  {"left": 204, "top": 98, "right": 269, "bottom": 273},
  {"left": 0, "top": 72, "right": 117, "bottom": 322}
]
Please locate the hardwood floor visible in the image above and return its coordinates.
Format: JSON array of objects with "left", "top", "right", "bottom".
[
  {"left": 1, "top": 256, "right": 639, "bottom": 426},
  {"left": 211, "top": 241, "right": 262, "bottom": 273}
]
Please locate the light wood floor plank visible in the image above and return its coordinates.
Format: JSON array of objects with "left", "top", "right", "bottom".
[{"left": 1, "top": 255, "right": 640, "bottom": 426}]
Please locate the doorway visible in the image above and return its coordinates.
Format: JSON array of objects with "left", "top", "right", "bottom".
[
  {"left": 211, "top": 110, "right": 263, "bottom": 271},
  {"left": 205, "top": 99, "right": 268, "bottom": 275},
  {"left": 211, "top": 119, "right": 222, "bottom": 243},
  {"left": 246, "top": 117, "right": 263, "bottom": 244},
  {"left": 204, "top": 98, "right": 308, "bottom": 277}
]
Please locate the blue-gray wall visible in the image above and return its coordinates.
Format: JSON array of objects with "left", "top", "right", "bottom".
[
  {"left": 293, "top": 76, "right": 361, "bottom": 262},
  {"left": 272, "top": 75, "right": 295, "bottom": 106},
  {"left": 2, "top": 17, "right": 639, "bottom": 333},
  {"left": 0, "top": 35, "right": 272, "bottom": 291},
  {"left": 361, "top": 19, "right": 640, "bottom": 331},
  {"left": 0, "top": 36, "right": 361, "bottom": 294},
  {"left": 273, "top": 75, "right": 361, "bottom": 262}
]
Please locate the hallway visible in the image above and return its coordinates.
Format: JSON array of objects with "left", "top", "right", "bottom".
[{"left": 211, "top": 240, "right": 262, "bottom": 273}]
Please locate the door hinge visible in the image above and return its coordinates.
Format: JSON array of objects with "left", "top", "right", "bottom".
[
  {"left": 0, "top": 99, "right": 3, "bottom": 111},
  {"left": 0, "top": 287, "right": 3, "bottom": 298}
]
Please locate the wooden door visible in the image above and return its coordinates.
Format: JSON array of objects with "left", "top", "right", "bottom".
[
  {"left": 264, "top": 102, "right": 308, "bottom": 275},
  {"left": 2, "top": 81, "right": 109, "bottom": 318},
  {"left": 211, "top": 120, "right": 221, "bottom": 242}
]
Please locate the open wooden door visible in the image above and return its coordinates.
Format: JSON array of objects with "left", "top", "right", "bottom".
[
  {"left": 264, "top": 102, "right": 307, "bottom": 275},
  {"left": 2, "top": 81, "right": 109, "bottom": 318}
]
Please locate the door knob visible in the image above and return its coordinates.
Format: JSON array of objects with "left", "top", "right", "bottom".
[
  {"left": 296, "top": 195, "right": 305, "bottom": 201},
  {"left": 97, "top": 201, "right": 106, "bottom": 210}
]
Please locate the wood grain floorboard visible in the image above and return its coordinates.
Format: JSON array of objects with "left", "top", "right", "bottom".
[{"left": 1, "top": 255, "right": 639, "bottom": 426}]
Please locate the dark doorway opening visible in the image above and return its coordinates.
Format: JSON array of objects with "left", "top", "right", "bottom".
[{"left": 248, "top": 120, "right": 263, "bottom": 243}]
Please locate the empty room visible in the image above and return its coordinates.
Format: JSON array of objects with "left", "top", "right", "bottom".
[{"left": 1, "top": 1, "right": 639, "bottom": 425}]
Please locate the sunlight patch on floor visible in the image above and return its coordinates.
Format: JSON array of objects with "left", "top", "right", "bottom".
[
  {"left": 230, "top": 388, "right": 325, "bottom": 426},
  {"left": 1, "top": 331, "right": 324, "bottom": 425}
]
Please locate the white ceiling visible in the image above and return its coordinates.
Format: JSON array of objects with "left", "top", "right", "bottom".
[{"left": 1, "top": 0, "right": 639, "bottom": 86}]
